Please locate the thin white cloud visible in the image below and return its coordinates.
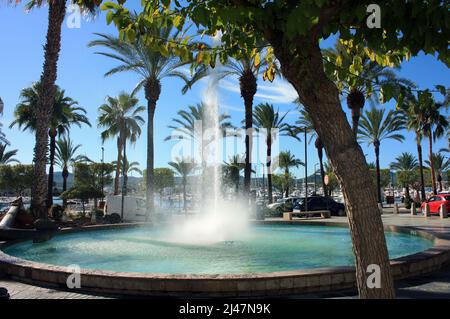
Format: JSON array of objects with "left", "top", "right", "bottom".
[{"left": 219, "top": 77, "right": 298, "bottom": 104}]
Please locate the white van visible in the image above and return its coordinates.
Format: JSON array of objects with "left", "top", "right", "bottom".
[{"left": 104, "top": 195, "right": 147, "bottom": 222}]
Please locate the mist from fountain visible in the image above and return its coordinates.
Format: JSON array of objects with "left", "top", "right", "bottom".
[{"left": 164, "top": 33, "right": 250, "bottom": 245}]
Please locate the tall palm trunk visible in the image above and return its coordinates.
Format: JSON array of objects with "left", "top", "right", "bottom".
[
  {"left": 32, "top": 0, "right": 66, "bottom": 219},
  {"left": 240, "top": 70, "right": 257, "bottom": 198},
  {"left": 268, "top": 35, "right": 395, "bottom": 298},
  {"left": 374, "top": 139, "right": 382, "bottom": 204},
  {"left": 47, "top": 128, "right": 57, "bottom": 208},
  {"left": 405, "top": 184, "right": 411, "bottom": 203},
  {"left": 120, "top": 131, "right": 127, "bottom": 221},
  {"left": 351, "top": 109, "right": 361, "bottom": 137},
  {"left": 416, "top": 133, "right": 426, "bottom": 200},
  {"left": 144, "top": 78, "right": 161, "bottom": 221},
  {"left": 428, "top": 133, "right": 437, "bottom": 195},
  {"left": 114, "top": 137, "right": 123, "bottom": 195},
  {"left": 122, "top": 134, "right": 128, "bottom": 196},
  {"left": 62, "top": 166, "right": 68, "bottom": 208},
  {"left": 266, "top": 135, "right": 273, "bottom": 203},
  {"left": 284, "top": 168, "right": 289, "bottom": 198},
  {"left": 316, "top": 138, "right": 326, "bottom": 196},
  {"left": 182, "top": 177, "right": 187, "bottom": 215}
]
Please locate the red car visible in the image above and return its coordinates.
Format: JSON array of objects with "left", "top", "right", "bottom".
[{"left": 420, "top": 193, "right": 450, "bottom": 214}]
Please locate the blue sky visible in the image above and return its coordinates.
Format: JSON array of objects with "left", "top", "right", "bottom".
[{"left": 0, "top": 4, "right": 449, "bottom": 179}]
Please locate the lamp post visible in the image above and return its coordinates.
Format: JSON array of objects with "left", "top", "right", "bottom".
[
  {"left": 304, "top": 127, "right": 308, "bottom": 212},
  {"left": 101, "top": 146, "right": 105, "bottom": 199}
]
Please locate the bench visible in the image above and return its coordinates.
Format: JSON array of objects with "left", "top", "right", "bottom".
[{"left": 283, "top": 210, "right": 331, "bottom": 220}]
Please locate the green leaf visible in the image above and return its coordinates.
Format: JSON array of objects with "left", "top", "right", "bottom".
[
  {"left": 160, "top": 44, "right": 169, "bottom": 58},
  {"left": 173, "top": 15, "right": 182, "bottom": 28},
  {"left": 106, "top": 11, "right": 114, "bottom": 25},
  {"left": 435, "top": 85, "right": 446, "bottom": 96},
  {"left": 253, "top": 52, "right": 261, "bottom": 68}
]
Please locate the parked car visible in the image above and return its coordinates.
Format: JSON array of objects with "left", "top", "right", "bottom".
[
  {"left": 293, "top": 196, "right": 346, "bottom": 216},
  {"left": 420, "top": 193, "right": 450, "bottom": 214},
  {"left": 267, "top": 197, "right": 301, "bottom": 215}
]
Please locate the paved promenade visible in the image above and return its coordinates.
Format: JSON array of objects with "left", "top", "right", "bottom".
[{"left": 1, "top": 213, "right": 450, "bottom": 299}]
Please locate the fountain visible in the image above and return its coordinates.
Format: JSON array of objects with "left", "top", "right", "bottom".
[
  {"left": 0, "top": 34, "right": 445, "bottom": 297},
  {"left": 166, "top": 32, "right": 250, "bottom": 245}
]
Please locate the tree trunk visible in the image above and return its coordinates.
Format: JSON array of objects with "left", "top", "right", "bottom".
[
  {"left": 429, "top": 133, "right": 437, "bottom": 195},
  {"left": 144, "top": 78, "right": 161, "bottom": 221},
  {"left": 240, "top": 70, "right": 257, "bottom": 198},
  {"left": 122, "top": 136, "right": 128, "bottom": 196},
  {"left": 122, "top": 134, "right": 127, "bottom": 196},
  {"left": 284, "top": 168, "right": 289, "bottom": 198},
  {"left": 266, "top": 136, "right": 273, "bottom": 204},
  {"left": 47, "top": 129, "right": 57, "bottom": 208},
  {"left": 62, "top": 166, "right": 68, "bottom": 208},
  {"left": 114, "top": 137, "right": 122, "bottom": 195},
  {"left": 416, "top": 137, "right": 426, "bottom": 201},
  {"left": 374, "top": 141, "right": 382, "bottom": 204},
  {"left": 266, "top": 34, "right": 395, "bottom": 298},
  {"left": 405, "top": 184, "right": 411, "bottom": 203},
  {"left": 120, "top": 130, "right": 127, "bottom": 221},
  {"left": 351, "top": 109, "right": 361, "bottom": 137},
  {"left": 183, "top": 177, "right": 187, "bottom": 215},
  {"left": 31, "top": 0, "right": 66, "bottom": 219}
]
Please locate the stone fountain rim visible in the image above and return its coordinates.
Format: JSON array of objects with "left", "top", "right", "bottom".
[{"left": 0, "top": 221, "right": 449, "bottom": 297}]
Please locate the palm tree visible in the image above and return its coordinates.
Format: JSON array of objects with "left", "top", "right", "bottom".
[
  {"left": 358, "top": 106, "right": 405, "bottom": 204},
  {"left": 295, "top": 104, "right": 327, "bottom": 195},
  {"left": 14, "top": 0, "right": 101, "bottom": 218},
  {"left": 97, "top": 93, "right": 145, "bottom": 197},
  {"left": 223, "top": 154, "right": 246, "bottom": 194},
  {"left": 401, "top": 92, "right": 428, "bottom": 200},
  {"left": 421, "top": 99, "right": 448, "bottom": 195},
  {"left": 11, "top": 82, "right": 90, "bottom": 207},
  {"left": 89, "top": 26, "right": 192, "bottom": 220},
  {"left": 55, "top": 136, "right": 84, "bottom": 207},
  {"left": 112, "top": 159, "right": 143, "bottom": 193},
  {"left": 165, "top": 103, "right": 234, "bottom": 188},
  {"left": 324, "top": 41, "right": 414, "bottom": 135},
  {"left": 0, "top": 143, "right": 20, "bottom": 164},
  {"left": 253, "top": 103, "right": 291, "bottom": 203},
  {"left": 276, "top": 151, "right": 304, "bottom": 197},
  {"left": 390, "top": 152, "right": 419, "bottom": 204},
  {"left": 168, "top": 158, "right": 196, "bottom": 214},
  {"left": 0, "top": 124, "right": 8, "bottom": 145},
  {"left": 425, "top": 153, "right": 450, "bottom": 192},
  {"left": 183, "top": 52, "right": 268, "bottom": 196}
]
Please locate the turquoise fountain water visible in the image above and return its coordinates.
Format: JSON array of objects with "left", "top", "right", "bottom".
[{"left": 3, "top": 224, "right": 433, "bottom": 274}]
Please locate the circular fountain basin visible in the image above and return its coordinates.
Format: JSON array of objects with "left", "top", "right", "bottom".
[
  {"left": 1, "top": 222, "right": 450, "bottom": 297},
  {"left": 1, "top": 224, "right": 434, "bottom": 274}
]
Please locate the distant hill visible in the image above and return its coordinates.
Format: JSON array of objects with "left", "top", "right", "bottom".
[{"left": 52, "top": 172, "right": 74, "bottom": 189}]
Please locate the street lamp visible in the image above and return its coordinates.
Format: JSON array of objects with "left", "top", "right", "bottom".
[
  {"left": 101, "top": 146, "right": 105, "bottom": 199},
  {"left": 304, "top": 127, "right": 308, "bottom": 212}
]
